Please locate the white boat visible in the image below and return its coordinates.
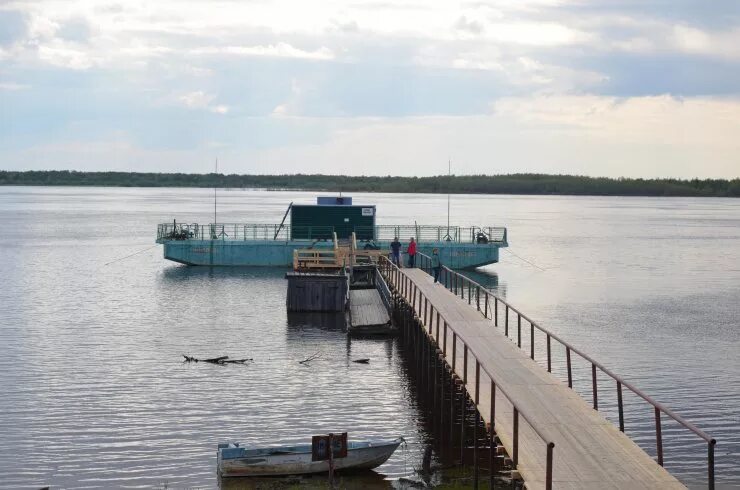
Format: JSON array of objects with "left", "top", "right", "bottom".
[{"left": 217, "top": 438, "right": 403, "bottom": 477}]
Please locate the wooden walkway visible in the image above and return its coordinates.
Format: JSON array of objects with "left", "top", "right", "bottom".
[
  {"left": 349, "top": 288, "right": 391, "bottom": 332},
  {"left": 397, "top": 268, "right": 685, "bottom": 490}
]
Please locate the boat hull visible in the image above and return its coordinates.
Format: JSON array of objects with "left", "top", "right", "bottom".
[
  {"left": 162, "top": 240, "right": 502, "bottom": 269},
  {"left": 218, "top": 440, "right": 401, "bottom": 477}
]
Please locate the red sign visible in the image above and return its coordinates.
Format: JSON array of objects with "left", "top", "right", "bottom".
[{"left": 311, "top": 433, "right": 348, "bottom": 461}]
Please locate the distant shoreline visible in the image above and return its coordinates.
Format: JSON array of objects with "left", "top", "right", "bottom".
[{"left": 1, "top": 170, "right": 738, "bottom": 197}]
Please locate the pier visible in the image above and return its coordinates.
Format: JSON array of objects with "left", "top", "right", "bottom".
[{"left": 380, "top": 255, "right": 716, "bottom": 489}]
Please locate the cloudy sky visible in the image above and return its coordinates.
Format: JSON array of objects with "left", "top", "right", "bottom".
[{"left": 1, "top": 0, "right": 739, "bottom": 178}]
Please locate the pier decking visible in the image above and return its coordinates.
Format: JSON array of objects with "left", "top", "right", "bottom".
[
  {"left": 349, "top": 289, "right": 392, "bottom": 334},
  {"left": 381, "top": 259, "right": 715, "bottom": 489}
]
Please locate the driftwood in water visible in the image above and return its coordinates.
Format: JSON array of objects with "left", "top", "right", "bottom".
[
  {"left": 298, "top": 352, "right": 321, "bottom": 364},
  {"left": 183, "top": 355, "right": 252, "bottom": 365}
]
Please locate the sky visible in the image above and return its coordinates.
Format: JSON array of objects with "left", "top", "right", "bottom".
[{"left": 0, "top": 0, "right": 739, "bottom": 179}]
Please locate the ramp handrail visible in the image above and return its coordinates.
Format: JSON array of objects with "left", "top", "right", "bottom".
[
  {"left": 415, "top": 252, "right": 716, "bottom": 489},
  {"left": 379, "top": 255, "right": 556, "bottom": 489}
]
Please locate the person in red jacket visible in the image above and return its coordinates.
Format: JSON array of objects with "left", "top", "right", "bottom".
[{"left": 407, "top": 237, "right": 417, "bottom": 268}]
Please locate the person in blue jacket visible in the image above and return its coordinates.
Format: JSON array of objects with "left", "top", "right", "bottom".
[{"left": 432, "top": 248, "right": 442, "bottom": 283}]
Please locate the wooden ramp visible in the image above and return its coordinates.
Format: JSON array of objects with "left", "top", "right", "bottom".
[
  {"left": 399, "top": 268, "right": 685, "bottom": 490},
  {"left": 349, "top": 288, "right": 392, "bottom": 334}
]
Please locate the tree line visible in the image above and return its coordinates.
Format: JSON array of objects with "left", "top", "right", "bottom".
[{"left": 1, "top": 170, "right": 738, "bottom": 197}]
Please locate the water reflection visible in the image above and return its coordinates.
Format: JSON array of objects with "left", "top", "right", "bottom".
[
  {"left": 219, "top": 470, "right": 392, "bottom": 490},
  {"left": 159, "top": 264, "right": 289, "bottom": 282}
]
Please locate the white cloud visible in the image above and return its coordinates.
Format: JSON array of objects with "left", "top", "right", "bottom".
[
  {"left": 177, "top": 91, "right": 229, "bottom": 115},
  {"left": 179, "top": 91, "right": 215, "bottom": 109},
  {"left": 191, "top": 42, "right": 334, "bottom": 60},
  {"left": 37, "top": 44, "right": 96, "bottom": 69},
  {"left": 607, "top": 20, "right": 740, "bottom": 61},
  {"left": 670, "top": 25, "right": 740, "bottom": 60}
]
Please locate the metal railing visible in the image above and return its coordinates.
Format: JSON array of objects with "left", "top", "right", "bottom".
[
  {"left": 374, "top": 266, "right": 393, "bottom": 313},
  {"left": 156, "top": 222, "right": 507, "bottom": 244},
  {"left": 415, "top": 252, "right": 717, "bottom": 489},
  {"left": 379, "top": 255, "right": 556, "bottom": 490},
  {"left": 359, "top": 225, "right": 507, "bottom": 243}
]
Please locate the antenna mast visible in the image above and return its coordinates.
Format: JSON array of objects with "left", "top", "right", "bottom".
[
  {"left": 447, "top": 158, "right": 450, "bottom": 235},
  {"left": 214, "top": 157, "right": 218, "bottom": 226},
  {"left": 443, "top": 158, "right": 452, "bottom": 241}
]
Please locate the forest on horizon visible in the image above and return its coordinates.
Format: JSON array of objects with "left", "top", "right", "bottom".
[{"left": 1, "top": 170, "right": 738, "bottom": 197}]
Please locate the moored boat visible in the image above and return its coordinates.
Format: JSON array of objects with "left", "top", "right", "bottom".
[{"left": 217, "top": 437, "right": 403, "bottom": 477}]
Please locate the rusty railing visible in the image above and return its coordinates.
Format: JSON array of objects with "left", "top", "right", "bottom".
[
  {"left": 379, "top": 256, "right": 556, "bottom": 489},
  {"left": 415, "top": 252, "right": 717, "bottom": 489}
]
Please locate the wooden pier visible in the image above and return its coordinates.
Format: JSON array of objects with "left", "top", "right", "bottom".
[{"left": 380, "top": 256, "right": 716, "bottom": 489}]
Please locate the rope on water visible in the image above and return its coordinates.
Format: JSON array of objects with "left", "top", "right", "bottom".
[
  {"left": 103, "top": 244, "right": 159, "bottom": 266},
  {"left": 503, "top": 248, "right": 546, "bottom": 271}
]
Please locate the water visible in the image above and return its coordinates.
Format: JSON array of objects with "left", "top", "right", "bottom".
[{"left": 0, "top": 187, "right": 738, "bottom": 488}]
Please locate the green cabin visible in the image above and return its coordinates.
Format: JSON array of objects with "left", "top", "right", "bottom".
[{"left": 291, "top": 197, "right": 376, "bottom": 240}]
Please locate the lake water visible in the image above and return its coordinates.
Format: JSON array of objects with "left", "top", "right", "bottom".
[{"left": 0, "top": 187, "right": 738, "bottom": 488}]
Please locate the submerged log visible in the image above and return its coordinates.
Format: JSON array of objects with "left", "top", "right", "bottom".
[{"left": 183, "top": 355, "right": 252, "bottom": 365}]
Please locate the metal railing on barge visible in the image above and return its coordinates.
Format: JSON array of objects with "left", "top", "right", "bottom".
[
  {"left": 156, "top": 223, "right": 507, "bottom": 244},
  {"left": 408, "top": 251, "right": 717, "bottom": 489}
]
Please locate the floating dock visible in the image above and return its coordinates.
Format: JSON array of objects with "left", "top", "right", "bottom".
[{"left": 156, "top": 196, "right": 508, "bottom": 268}]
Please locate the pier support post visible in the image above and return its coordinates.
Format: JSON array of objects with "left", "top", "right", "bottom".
[
  {"left": 490, "top": 380, "right": 496, "bottom": 489},
  {"left": 474, "top": 361, "right": 480, "bottom": 488}
]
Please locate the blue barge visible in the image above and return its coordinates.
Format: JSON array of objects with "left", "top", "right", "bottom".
[{"left": 156, "top": 197, "right": 508, "bottom": 269}]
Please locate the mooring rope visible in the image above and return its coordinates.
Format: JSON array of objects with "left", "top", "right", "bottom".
[
  {"left": 102, "top": 244, "right": 159, "bottom": 267},
  {"left": 502, "top": 248, "right": 546, "bottom": 271}
]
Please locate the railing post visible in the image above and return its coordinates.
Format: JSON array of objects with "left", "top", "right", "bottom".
[
  {"left": 566, "top": 347, "right": 573, "bottom": 388},
  {"left": 424, "top": 297, "right": 428, "bottom": 326},
  {"left": 546, "top": 334, "right": 551, "bottom": 373},
  {"left": 530, "top": 323, "right": 535, "bottom": 360},
  {"left": 617, "top": 381, "right": 624, "bottom": 432},
  {"left": 443, "top": 322, "right": 448, "bottom": 356},
  {"left": 494, "top": 298, "right": 498, "bottom": 327},
  {"left": 546, "top": 442, "right": 554, "bottom": 490},
  {"left": 709, "top": 439, "right": 716, "bottom": 490},
  {"left": 517, "top": 314, "right": 522, "bottom": 348},
  {"left": 476, "top": 286, "right": 480, "bottom": 311},
  {"left": 592, "top": 363, "right": 598, "bottom": 410},
  {"left": 484, "top": 292, "right": 489, "bottom": 319},
  {"left": 505, "top": 305, "right": 509, "bottom": 336},
  {"left": 513, "top": 408, "right": 519, "bottom": 468},
  {"left": 655, "top": 407, "right": 663, "bottom": 466},
  {"left": 489, "top": 381, "right": 496, "bottom": 490}
]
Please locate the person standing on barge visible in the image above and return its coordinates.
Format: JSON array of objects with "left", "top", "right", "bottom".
[
  {"left": 407, "top": 237, "right": 417, "bottom": 268},
  {"left": 390, "top": 237, "right": 402, "bottom": 267}
]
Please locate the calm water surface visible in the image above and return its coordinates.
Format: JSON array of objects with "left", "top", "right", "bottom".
[{"left": 0, "top": 187, "right": 738, "bottom": 488}]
